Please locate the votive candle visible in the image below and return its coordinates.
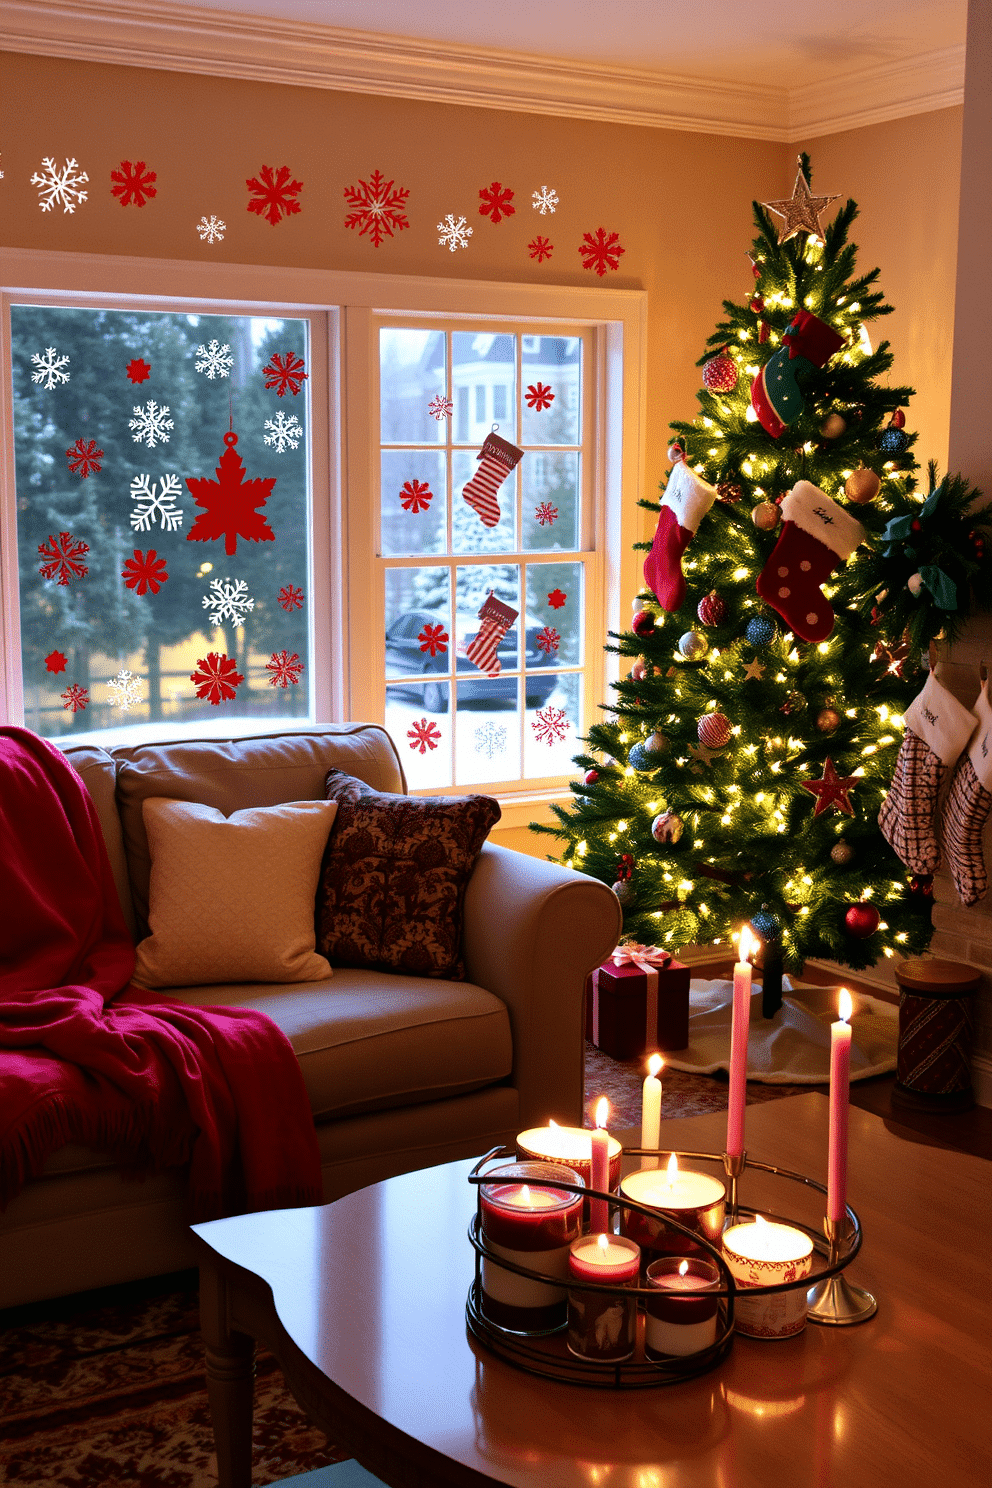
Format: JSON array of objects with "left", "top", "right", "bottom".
[
  {"left": 645, "top": 1256, "right": 721, "bottom": 1358},
  {"left": 726, "top": 926, "right": 754, "bottom": 1158},
  {"left": 828, "top": 989, "right": 853, "bottom": 1223},
  {"left": 722, "top": 1214, "right": 814, "bottom": 1339},
  {"left": 567, "top": 1233, "right": 640, "bottom": 1362},
  {"left": 516, "top": 1123, "right": 623, "bottom": 1191},
  {"left": 640, "top": 1054, "right": 663, "bottom": 1169},
  {"left": 620, "top": 1153, "right": 726, "bottom": 1263},
  {"left": 479, "top": 1161, "right": 585, "bottom": 1334}
]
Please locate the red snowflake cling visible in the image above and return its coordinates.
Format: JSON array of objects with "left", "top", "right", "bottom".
[
  {"left": 399, "top": 479, "right": 434, "bottom": 513},
  {"left": 418, "top": 623, "right": 449, "bottom": 657},
  {"left": 534, "top": 502, "right": 559, "bottom": 526},
  {"left": 479, "top": 181, "right": 515, "bottom": 223},
  {"left": 525, "top": 383, "right": 555, "bottom": 411},
  {"left": 110, "top": 160, "right": 157, "bottom": 207},
  {"left": 262, "top": 351, "right": 308, "bottom": 398},
  {"left": 536, "top": 626, "right": 561, "bottom": 655},
  {"left": 579, "top": 228, "right": 625, "bottom": 277},
  {"left": 246, "top": 164, "right": 303, "bottom": 226},
  {"left": 126, "top": 358, "right": 151, "bottom": 384},
  {"left": 343, "top": 168, "right": 411, "bottom": 248},
  {"left": 185, "top": 430, "right": 276, "bottom": 557},
  {"left": 278, "top": 583, "right": 305, "bottom": 612},
  {"left": 547, "top": 588, "right": 567, "bottom": 609},
  {"left": 528, "top": 236, "right": 553, "bottom": 263},
  {"left": 531, "top": 705, "right": 569, "bottom": 745},
  {"left": 45, "top": 650, "right": 68, "bottom": 674},
  {"left": 66, "top": 438, "right": 104, "bottom": 477},
  {"left": 265, "top": 650, "right": 304, "bottom": 688},
  {"left": 428, "top": 394, "right": 454, "bottom": 421},
  {"left": 408, "top": 717, "right": 442, "bottom": 754},
  {"left": 190, "top": 651, "right": 245, "bottom": 705},
  {"left": 61, "top": 683, "right": 89, "bottom": 713},
  {"left": 38, "top": 532, "right": 89, "bottom": 585},
  {"left": 122, "top": 548, "right": 169, "bottom": 595}
]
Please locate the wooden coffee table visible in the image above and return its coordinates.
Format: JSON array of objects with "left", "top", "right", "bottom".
[{"left": 193, "top": 1093, "right": 991, "bottom": 1488}]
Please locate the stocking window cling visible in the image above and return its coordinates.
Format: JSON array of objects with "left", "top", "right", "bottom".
[
  {"left": 464, "top": 593, "right": 519, "bottom": 678},
  {"left": 462, "top": 427, "right": 523, "bottom": 529}
]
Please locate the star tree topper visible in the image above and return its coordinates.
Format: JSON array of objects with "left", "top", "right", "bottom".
[
  {"left": 802, "top": 757, "right": 858, "bottom": 817},
  {"left": 186, "top": 430, "right": 276, "bottom": 557},
  {"left": 762, "top": 157, "right": 840, "bottom": 245}
]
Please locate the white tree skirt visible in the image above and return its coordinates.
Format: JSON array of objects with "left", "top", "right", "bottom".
[{"left": 664, "top": 979, "right": 899, "bottom": 1084}]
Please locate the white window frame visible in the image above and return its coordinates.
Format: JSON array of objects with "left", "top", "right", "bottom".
[{"left": 0, "top": 249, "right": 646, "bottom": 822}]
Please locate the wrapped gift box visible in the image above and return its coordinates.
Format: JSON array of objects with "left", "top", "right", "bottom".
[{"left": 585, "top": 953, "right": 691, "bottom": 1059}]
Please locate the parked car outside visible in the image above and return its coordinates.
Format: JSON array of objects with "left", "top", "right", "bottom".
[{"left": 385, "top": 608, "right": 560, "bottom": 712}]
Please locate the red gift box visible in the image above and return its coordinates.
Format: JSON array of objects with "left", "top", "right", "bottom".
[{"left": 585, "top": 949, "right": 690, "bottom": 1059}]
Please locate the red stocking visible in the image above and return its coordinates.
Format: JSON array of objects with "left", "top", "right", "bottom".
[
  {"left": 755, "top": 481, "right": 865, "bottom": 642},
  {"left": 461, "top": 432, "right": 523, "bottom": 529},
  {"left": 643, "top": 460, "right": 718, "bottom": 613}
]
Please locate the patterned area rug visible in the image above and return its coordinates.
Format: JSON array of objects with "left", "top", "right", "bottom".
[{"left": 0, "top": 1059, "right": 805, "bottom": 1486}]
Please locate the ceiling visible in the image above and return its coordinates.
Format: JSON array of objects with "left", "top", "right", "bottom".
[{"left": 143, "top": 0, "right": 967, "bottom": 86}]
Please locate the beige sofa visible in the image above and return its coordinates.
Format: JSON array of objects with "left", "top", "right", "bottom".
[{"left": 1, "top": 724, "right": 621, "bottom": 1308}]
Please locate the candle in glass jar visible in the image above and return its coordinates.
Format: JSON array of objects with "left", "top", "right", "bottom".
[
  {"left": 645, "top": 1256, "right": 721, "bottom": 1358},
  {"left": 590, "top": 1098, "right": 611, "bottom": 1234},
  {"left": 828, "top": 989, "right": 853, "bottom": 1223},
  {"left": 722, "top": 1213, "right": 814, "bottom": 1339},
  {"left": 727, "top": 926, "right": 754, "bottom": 1158},
  {"left": 620, "top": 1153, "right": 726, "bottom": 1262},
  {"left": 640, "top": 1054, "right": 664, "bottom": 1169},
  {"left": 479, "top": 1161, "right": 585, "bottom": 1335},
  {"left": 567, "top": 1232, "right": 640, "bottom": 1362},
  {"left": 516, "top": 1121, "right": 623, "bottom": 1191}
]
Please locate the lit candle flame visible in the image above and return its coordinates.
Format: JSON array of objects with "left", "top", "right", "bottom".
[
  {"left": 754, "top": 1212, "right": 768, "bottom": 1228},
  {"left": 678, "top": 1259, "right": 689, "bottom": 1277},
  {"left": 666, "top": 1151, "right": 679, "bottom": 1186},
  {"left": 520, "top": 1184, "right": 532, "bottom": 1207},
  {"left": 595, "top": 1097, "right": 609, "bottom": 1130},
  {"left": 597, "top": 1232, "right": 609, "bottom": 1251},
  {"left": 839, "top": 988, "right": 853, "bottom": 1023},
  {"left": 738, "top": 925, "right": 755, "bottom": 965},
  {"left": 648, "top": 1053, "right": 663, "bottom": 1078}
]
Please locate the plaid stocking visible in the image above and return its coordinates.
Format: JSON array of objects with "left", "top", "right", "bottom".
[
  {"left": 879, "top": 672, "right": 976, "bottom": 873},
  {"left": 940, "top": 680, "right": 992, "bottom": 905}
]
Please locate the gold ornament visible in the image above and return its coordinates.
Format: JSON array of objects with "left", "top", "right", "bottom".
[
  {"left": 831, "top": 841, "right": 855, "bottom": 866},
  {"left": 820, "top": 413, "right": 847, "bottom": 439},
  {"left": 752, "top": 501, "right": 779, "bottom": 531},
  {"left": 816, "top": 706, "right": 841, "bottom": 733},
  {"left": 762, "top": 158, "right": 841, "bottom": 245},
  {"left": 678, "top": 630, "right": 709, "bottom": 659},
  {"left": 845, "top": 467, "right": 881, "bottom": 504},
  {"left": 743, "top": 658, "right": 766, "bottom": 681}
]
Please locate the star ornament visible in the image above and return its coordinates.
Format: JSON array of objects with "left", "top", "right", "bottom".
[
  {"left": 802, "top": 757, "right": 858, "bottom": 817},
  {"left": 762, "top": 160, "right": 841, "bottom": 245},
  {"left": 743, "top": 657, "right": 766, "bottom": 681}
]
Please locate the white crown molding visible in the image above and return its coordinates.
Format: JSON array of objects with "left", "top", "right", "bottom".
[{"left": 0, "top": 0, "right": 965, "bottom": 141}]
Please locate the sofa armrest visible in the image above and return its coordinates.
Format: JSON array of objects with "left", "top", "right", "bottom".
[{"left": 461, "top": 842, "right": 622, "bottom": 1129}]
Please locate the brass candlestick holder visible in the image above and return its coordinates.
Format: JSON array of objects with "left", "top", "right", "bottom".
[
  {"left": 806, "top": 1215, "right": 877, "bottom": 1325},
  {"left": 722, "top": 1149, "right": 746, "bottom": 1224}
]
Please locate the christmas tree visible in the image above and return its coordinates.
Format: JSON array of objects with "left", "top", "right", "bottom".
[{"left": 533, "top": 155, "right": 942, "bottom": 974}]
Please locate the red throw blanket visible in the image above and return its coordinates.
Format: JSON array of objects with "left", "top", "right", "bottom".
[{"left": 0, "top": 727, "right": 322, "bottom": 1221}]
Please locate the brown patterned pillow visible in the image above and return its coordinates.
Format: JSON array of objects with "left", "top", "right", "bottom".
[{"left": 315, "top": 770, "right": 501, "bottom": 979}]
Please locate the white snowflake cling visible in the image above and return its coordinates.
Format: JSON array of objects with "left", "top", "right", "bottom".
[
  {"left": 196, "top": 215, "right": 226, "bottom": 243},
  {"left": 531, "top": 185, "right": 559, "bottom": 215},
  {"left": 129, "top": 473, "right": 184, "bottom": 532},
  {"left": 194, "top": 340, "right": 234, "bottom": 380},
  {"left": 31, "top": 156, "right": 89, "bottom": 214},
  {"left": 437, "top": 214, "right": 473, "bottom": 252},
  {"left": 474, "top": 721, "right": 508, "bottom": 760},
  {"left": 107, "top": 668, "right": 143, "bottom": 712},
  {"left": 202, "top": 576, "right": 255, "bottom": 629},
  {"left": 30, "top": 347, "right": 71, "bottom": 390},
  {"left": 263, "top": 411, "right": 303, "bottom": 453},
  {"left": 129, "top": 400, "right": 174, "bottom": 448}
]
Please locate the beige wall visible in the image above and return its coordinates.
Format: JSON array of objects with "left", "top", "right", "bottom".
[{"left": 0, "top": 52, "right": 966, "bottom": 867}]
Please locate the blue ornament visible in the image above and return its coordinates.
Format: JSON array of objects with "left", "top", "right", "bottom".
[
  {"left": 750, "top": 907, "right": 782, "bottom": 941},
  {"left": 745, "top": 615, "right": 777, "bottom": 647},
  {"left": 879, "top": 427, "right": 909, "bottom": 455},
  {"left": 628, "top": 742, "right": 657, "bottom": 772}
]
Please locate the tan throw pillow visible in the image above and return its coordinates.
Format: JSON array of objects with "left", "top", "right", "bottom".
[
  {"left": 316, "top": 770, "right": 500, "bottom": 979},
  {"left": 133, "top": 798, "right": 338, "bottom": 989}
]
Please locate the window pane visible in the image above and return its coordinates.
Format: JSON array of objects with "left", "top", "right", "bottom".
[
  {"left": 525, "top": 671, "right": 580, "bottom": 779},
  {"left": 526, "top": 562, "right": 582, "bottom": 668},
  {"left": 455, "top": 677, "right": 521, "bottom": 786},
  {"left": 452, "top": 448, "right": 517, "bottom": 555},
  {"left": 521, "top": 335, "right": 581, "bottom": 445},
  {"left": 452, "top": 331, "right": 516, "bottom": 443},
  {"left": 10, "top": 304, "right": 311, "bottom": 739},
  {"left": 380, "top": 329, "right": 446, "bottom": 444},
  {"left": 381, "top": 449, "right": 447, "bottom": 557},
  {"left": 521, "top": 451, "right": 580, "bottom": 552},
  {"left": 385, "top": 568, "right": 451, "bottom": 680},
  {"left": 386, "top": 682, "right": 452, "bottom": 789}
]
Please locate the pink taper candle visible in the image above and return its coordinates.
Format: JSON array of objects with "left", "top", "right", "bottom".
[
  {"left": 828, "top": 989, "right": 853, "bottom": 1222},
  {"left": 726, "top": 927, "right": 754, "bottom": 1158},
  {"left": 590, "top": 1097, "right": 611, "bottom": 1233}
]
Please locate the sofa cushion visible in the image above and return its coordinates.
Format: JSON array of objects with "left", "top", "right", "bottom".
[
  {"left": 166, "top": 968, "right": 513, "bottom": 1120},
  {"left": 132, "top": 797, "right": 338, "bottom": 988},
  {"left": 317, "top": 770, "right": 500, "bottom": 980},
  {"left": 114, "top": 726, "right": 405, "bottom": 936},
  {"left": 59, "top": 742, "right": 139, "bottom": 942}
]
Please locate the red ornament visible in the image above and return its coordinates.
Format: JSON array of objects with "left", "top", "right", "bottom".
[
  {"left": 185, "top": 430, "right": 276, "bottom": 557},
  {"left": 667, "top": 444, "right": 685, "bottom": 464},
  {"left": 844, "top": 902, "right": 880, "bottom": 938},
  {"left": 750, "top": 295, "right": 765, "bottom": 313},
  {"left": 802, "top": 757, "right": 858, "bottom": 817},
  {"left": 702, "top": 348, "right": 738, "bottom": 392},
  {"left": 583, "top": 768, "right": 600, "bottom": 786},
  {"left": 632, "top": 609, "right": 656, "bottom": 638},
  {"left": 697, "top": 591, "right": 727, "bottom": 627},
  {"left": 698, "top": 712, "right": 732, "bottom": 749},
  {"left": 890, "top": 409, "right": 906, "bottom": 429},
  {"left": 758, "top": 320, "right": 770, "bottom": 344},
  {"left": 615, "top": 853, "right": 635, "bottom": 882}
]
